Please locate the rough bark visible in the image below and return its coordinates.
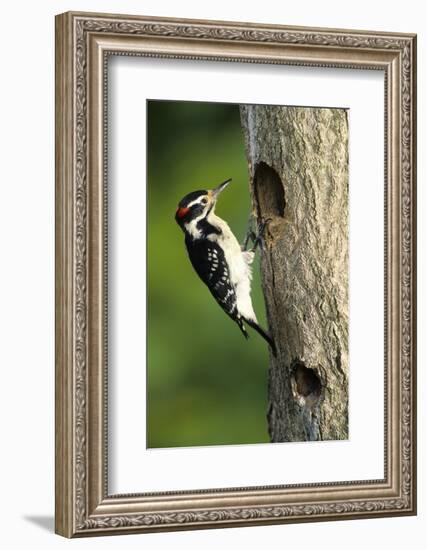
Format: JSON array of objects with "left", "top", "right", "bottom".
[{"left": 240, "top": 105, "right": 349, "bottom": 442}]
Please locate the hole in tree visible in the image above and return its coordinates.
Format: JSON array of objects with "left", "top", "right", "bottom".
[
  {"left": 291, "top": 360, "right": 322, "bottom": 401},
  {"left": 254, "top": 162, "right": 286, "bottom": 219}
]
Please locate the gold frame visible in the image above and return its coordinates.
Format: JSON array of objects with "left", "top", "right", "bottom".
[{"left": 55, "top": 11, "right": 417, "bottom": 537}]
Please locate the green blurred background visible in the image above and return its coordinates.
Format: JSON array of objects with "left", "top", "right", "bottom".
[{"left": 147, "top": 100, "right": 270, "bottom": 448}]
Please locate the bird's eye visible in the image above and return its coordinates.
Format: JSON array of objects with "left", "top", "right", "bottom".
[{"left": 201, "top": 198, "right": 208, "bottom": 206}]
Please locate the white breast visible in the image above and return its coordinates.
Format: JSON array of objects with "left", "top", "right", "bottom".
[{"left": 207, "top": 213, "right": 257, "bottom": 322}]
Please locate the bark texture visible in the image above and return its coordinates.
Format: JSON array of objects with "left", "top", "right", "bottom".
[{"left": 240, "top": 105, "right": 349, "bottom": 442}]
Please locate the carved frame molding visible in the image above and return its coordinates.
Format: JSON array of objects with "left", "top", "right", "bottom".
[{"left": 55, "top": 11, "right": 416, "bottom": 537}]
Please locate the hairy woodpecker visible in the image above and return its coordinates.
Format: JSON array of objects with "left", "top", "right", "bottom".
[{"left": 175, "top": 178, "right": 276, "bottom": 355}]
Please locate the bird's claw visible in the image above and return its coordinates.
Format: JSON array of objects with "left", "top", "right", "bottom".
[{"left": 242, "top": 215, "right": 272, "bottom": 252}]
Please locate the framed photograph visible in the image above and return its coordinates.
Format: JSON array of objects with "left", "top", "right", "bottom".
[{"left": 55, "top": 11, "right": 417, "bottom": 537}]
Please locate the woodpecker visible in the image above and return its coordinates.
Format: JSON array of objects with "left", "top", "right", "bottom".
[{"left": 175, "top": 178, "right": 276, "bottom": 355}]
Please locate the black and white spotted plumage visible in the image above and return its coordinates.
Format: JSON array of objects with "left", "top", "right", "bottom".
[
  {"left": 185, "top": 236, "right": 249, "bottom": 338},
  {"left": 175, "top": 180, "right": 276, "bottom": 354}
]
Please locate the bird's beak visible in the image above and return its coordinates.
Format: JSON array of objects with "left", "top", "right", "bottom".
[{"left": 210, "top": 178, "right": 232, "bottom": 200}]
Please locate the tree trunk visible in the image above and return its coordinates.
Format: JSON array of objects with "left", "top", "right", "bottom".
[{"left": 240, "top": 105, "right": 349, "bottom": 442}]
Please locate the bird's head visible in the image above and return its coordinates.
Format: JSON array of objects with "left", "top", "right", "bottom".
[{"left": 175, "top": 178, "right": 231, "bottom": 228}]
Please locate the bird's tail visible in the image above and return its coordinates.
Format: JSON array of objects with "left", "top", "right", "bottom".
[
  {"left": 236, "top": 316, "right": 249, "bottom": 340},
  {"left": 243, "top": 317, "right": 277, "bottom": 357}
]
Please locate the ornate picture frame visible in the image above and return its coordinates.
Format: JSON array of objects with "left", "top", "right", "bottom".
[{"left": 55, "top": 11, "right": 417, "bottom": 537}]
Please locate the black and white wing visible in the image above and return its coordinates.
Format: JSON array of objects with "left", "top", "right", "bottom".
[{"left": 184, "top": 237, "right": 248, "bottom": 338}]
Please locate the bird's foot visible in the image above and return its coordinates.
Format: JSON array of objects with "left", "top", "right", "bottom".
[
  {"left": 242, "top": 213, "right": 256, "bottom": 251},
  {"left": 242, "top": 215, "right": 272, "bottom": 252}
]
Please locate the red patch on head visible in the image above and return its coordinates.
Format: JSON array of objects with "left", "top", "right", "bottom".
[{"left": 176, "top": 206, "right": 190, "bottom": 219}]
